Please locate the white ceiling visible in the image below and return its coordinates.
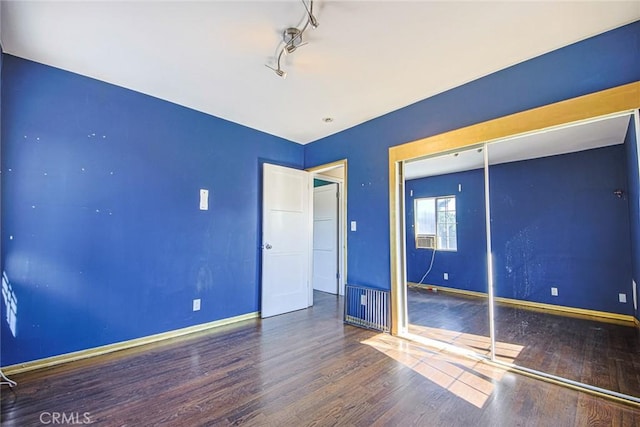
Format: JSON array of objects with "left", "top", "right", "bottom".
[
  {"left": 1, "top": 1, "right": 639, "bottom": 144},
  {"left": 404, "top": 114, "right": 633, "bottom": 180}
]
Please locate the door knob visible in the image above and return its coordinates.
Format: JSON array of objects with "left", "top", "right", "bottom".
[{"left": 264, "top": 243, "right": 273, "bottom": 250}]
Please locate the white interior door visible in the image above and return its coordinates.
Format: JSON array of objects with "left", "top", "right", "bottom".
[
  {"left": 261, "top": 163, "right": 312, "bottom": 318},
  {"left": 313, "top": 183, "right": 338, "bottom": 294}
]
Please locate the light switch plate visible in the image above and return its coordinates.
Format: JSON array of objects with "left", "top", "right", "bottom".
[
  {"left": 351, "top": 221, "right": 357, "bottom": 231},
  {"left": 199, "top": 189, "right": 209, "bottom": 210}
]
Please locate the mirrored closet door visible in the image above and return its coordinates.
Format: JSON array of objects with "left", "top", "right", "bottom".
[
  {"left": 487, "top": 113, "right": 640, "bottom": 398},
  {"left": 404, "top": 147, "right": 490, "bottom": 356},
  {"left": 391, "top": 96, "right": 640, "bottom": 405}
]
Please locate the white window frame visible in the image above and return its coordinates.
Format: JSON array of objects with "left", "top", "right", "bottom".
[{"left": 414, "top": 195, "right": 457, "bottom": 251}]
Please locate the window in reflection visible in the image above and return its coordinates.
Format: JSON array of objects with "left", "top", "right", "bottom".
[{"left": 414, "top": 196, "right": 458, "bottom": 251}]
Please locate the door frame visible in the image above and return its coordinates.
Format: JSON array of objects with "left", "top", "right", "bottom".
[{"left": 307, "top": 159, "right": 348, "bottom": 296}]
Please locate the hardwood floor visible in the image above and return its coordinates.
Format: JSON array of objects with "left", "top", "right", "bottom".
[
  {"left": 2, "top": 291, "right": 639, "bottom": 426},
  {"left": 407, "top": 286, "right": 640, "bottom": 398}
]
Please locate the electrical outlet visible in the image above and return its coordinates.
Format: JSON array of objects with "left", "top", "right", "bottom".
[
  {"left": 619, "top": 293, "right": 627, "bottom": 303},
  {"left": 360, "top": 294, "right": 367, "bottom": 306},
  {"left": 193, "top": 299, "right": 201, "bottom": 311},
  {"left": 444, "top": 273, "right": 449, "bottom": 280},
  {"left": 551, "top": 287, "right": 558, "bottom": 296}
]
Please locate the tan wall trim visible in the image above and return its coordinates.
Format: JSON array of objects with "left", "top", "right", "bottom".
[
  {"left": 493, "top": 296, "right": 635, "bottom": 323},
  {"left": 389, "top": 81, "right": 640, "bottom": 163},
  {"left": 306, "top": 159, "right": 347, "bottom": 173},
  {"left": 2, "top": 312, "right": 259, "bottom": 375},
  {"left": 409, "top": 282, "right": 636, "bottom": 324},
  {"left": 409, "top": 282, "right": 486, "bottom": 298},
  {"left": 389, "top": 161, "right": 405, "bottom": 335}
]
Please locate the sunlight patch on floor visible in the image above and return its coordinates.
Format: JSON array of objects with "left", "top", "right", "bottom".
[
  {"left": 408, "top": 324, "right": 524, "bottom": 362},
  {"left": 362, "top": 328, "right": 524, "bottom": 409}
]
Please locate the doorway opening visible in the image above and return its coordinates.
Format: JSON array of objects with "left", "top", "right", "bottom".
[
  {"left": 308, "top": 160, "right": 347, "bottom": 299},
  {"left": 260, "top": 160, "right": 347, "bottom": 318}
]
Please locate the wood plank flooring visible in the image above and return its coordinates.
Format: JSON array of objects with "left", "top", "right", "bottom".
[
  {"left": 407, "top": 286, "right": 640, "bottom": 398},
  {"left": 2, "top": 291, "right": 639, "bottom": 426}
]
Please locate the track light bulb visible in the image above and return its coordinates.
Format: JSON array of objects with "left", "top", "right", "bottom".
[
  {"left": 285, "top": 44, "right": 297, "bottom": 54},
  {"left": 264, "top": 64, "right": 287, "bottom": 79}
]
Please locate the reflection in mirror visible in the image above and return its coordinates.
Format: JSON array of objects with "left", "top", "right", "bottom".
[
  {"left": 487, "top": 114, "right": 640, "bottom": 398},
  {"left": 404, "top": 147, "right": 493, "bottom": 357}
]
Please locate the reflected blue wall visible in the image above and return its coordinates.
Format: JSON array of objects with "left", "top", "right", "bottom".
[
  {"left": 405, "top": 146, "right": 633, "bottom": 315},
  {"left": 490, "top": 146, "right": 632, "bottom": 315},
  {"left": 0, "top": 56, "right": 303, "bottom": 365},
  {"left": 625, "top": 115, "right": 640, "bottom": 321},
  {"left": 405, "top": 169, "right": 487, "bottom": 293},
  {"left": 305, "top": 21, "right": 640, "bottom": 291}
]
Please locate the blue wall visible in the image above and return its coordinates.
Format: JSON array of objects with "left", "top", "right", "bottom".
[
  {"left": 405, "top": 146, "right": 633, "bottom": 315},
  {"left": 305, "top": 21, "right": 640, "bottom": 291},
  {"left": 405, "top": 169, "right": 487, "bottom": 293},
  {"left": 490, "top": 146, "right": 632, "bottom": 315},
  {"left": 625, "top": 115, "right": 640, "bottom": 321},
  {"left": 0, "top": 55, "right": 303, "bottom": 365}
]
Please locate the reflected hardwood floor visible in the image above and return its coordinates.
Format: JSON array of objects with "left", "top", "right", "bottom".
[
  {"left": 2, "top": 291, "right": 639, "bottom": 426},
  {"left": 408, "top": 286, "right": 640, "bottom": 397}
]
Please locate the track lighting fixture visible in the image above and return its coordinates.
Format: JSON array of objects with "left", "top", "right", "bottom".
[
  {"left": 273, "top": 68, "right": 287, "bottom": 79},
  {"left": 308, "top": 15, "right": 319, "bottom": 30},
  {"left": 301, "top": 0, "right": 319, "bottom": 29},
  {"left": 283, "top": 27, "right": 306, "bottom": 55},
  {"left": 266, "top": 0, "right": 319, "bottom": 78},
  {"left": 285, "top": 44, "right": 297, "bottom": 55},
  {"left": 265, "top": 63, "right": 287, "bottom": 79}
]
